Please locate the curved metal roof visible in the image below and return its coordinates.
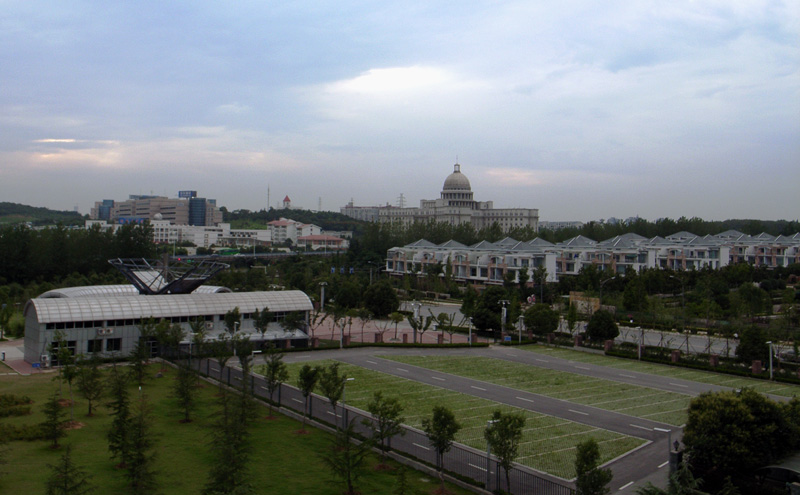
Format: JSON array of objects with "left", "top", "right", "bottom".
[
  {"left": 38, "top": 284, "right": 231, "bottom": 299},
  {"left": 26, "top": 290, "right": 312, "bottom": 324}
]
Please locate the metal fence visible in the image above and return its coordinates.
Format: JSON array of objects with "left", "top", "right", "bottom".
[{"left": 184, "top": 356, "right": 575, "bottom": 495}]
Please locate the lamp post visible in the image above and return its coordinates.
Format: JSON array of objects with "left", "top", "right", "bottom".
[
  {"left": 638, "top": 326, "right": 644, "bottom": 360},
  {"left": 468, "top": 317, "right": 473, "bottom": 347},
  {"left": 668, "top": 275, "right": 686, "bottom": 335},
  {"left": 233, "top": 322, "right": 240, "bottom": 357},
  {"left": 319, "top": 282, "right": 327, "bottom": 312},
  {"left": 342, "top": 377, "right": 355, "bottom": 429},
  {"left": 518, "top": 314, "right": 524, "bottom": 344},
  {"left": 767, "top": 341, "right": 773, "bottom": 380},
  {"left": 411, "top": 300, "right": 421, "bottom": 343},
  {"left": 598, "top": 276, "right": 618, "bottom": 311},
  {"left": 486, "top": 419, "right": 499, "bottom": 490},
  {"left": 499, "top": 300, "right": 510, "bottom": 343}
]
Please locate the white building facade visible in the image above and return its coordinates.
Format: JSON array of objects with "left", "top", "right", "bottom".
[
  {"left": 386, "top": 230, "right": 800, "bottom": 286},
  {"left": 342, "top": 163, "right": 539, "bottom": 232}
]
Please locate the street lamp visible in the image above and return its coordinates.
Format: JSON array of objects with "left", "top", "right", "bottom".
[
  {"left": 468, "top": 317, "right": 473, "bottom": 347},
  {"left": 342, "top": 377, "right": 355, "bottom": 428},
  {"left": 411, "top": 300, "right": 421, "bottom": 343},
  {"left": 518, "top": 315, "right": 524, "bottom": 344},
  {"left": 668, "top": 275, "right": 686, "bottom": 334},
  {"left": 486, "top": 419, "right": 499, "bottom": 490},
  {"left": 233, "top": 322, "right": 241, "bottom": 357},
  {"left": 319, "top": 282, "right": 328, "bottom": 312},
  {"left": 637, "top": 326, "right": 644, "bottom": 360},
  {"left": 499, "top": 300, "right": 510, "bottom": 343},
  {"left": 767, "top": 341, "right": 773, "bottom": 380},
  {"left": 598, "top": 276, "right": 618, "bottom": 310}
]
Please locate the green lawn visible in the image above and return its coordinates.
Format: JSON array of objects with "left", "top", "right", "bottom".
[
  {"left": 382, "top": 354, "right": 690, "bottom": 426},
  {"left": 521, "top": 345, "right": 800, "bottom": 398},
  {"left": 0, "top": 364, "right": 472, "bottom": 495},
  {"left": 275, "top": 360, "right": 644, "bottom": 479}
]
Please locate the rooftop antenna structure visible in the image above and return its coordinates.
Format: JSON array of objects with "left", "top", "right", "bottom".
[
  {"left": 397, "top": 193, "right": 406, "bottom": 208},
  {"left": 108, "top": 255, "right": 229, "bottom": 295}
]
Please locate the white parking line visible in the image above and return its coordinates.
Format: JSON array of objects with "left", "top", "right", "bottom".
[
  {"left": 397, "top": 368, "right": 409, "bottom": 373},
  {"left": 669, "top": 383, "right": 689, "bottom": 388},
  {"left": 575, "top": 366, "right": 591, "bottom": 371},
  {"left": 535, "top": 359, "right": 549, "bottom": 363},
  {"left": 471, "top": 386, "right": 487, "bottom": 391},
  {"left": 620, "top": 374, "right": 636, "bottom": 378},
  {"left": 658, "top": 461, "right": 669, "bottom": 468},
  {"left": 630, "top": 424, "right": 652, "bottom": 431},
  {"left": 431, "top": 376, "right": 445, "bottom": 381},
  {"left": 618, "top": 481, "right": 634, "bottom": 490},
  {"left": 568, "top": 409, "right": 589, "bottom": 416},
  {"left": 516, "top": 397, "right": 535, "bottom": 403},
  {"left": 413, "top": 443, "right": 430, "bottom": 451},
  {"left": 366, "top": 360, "right": 378, "bottom": 365}
]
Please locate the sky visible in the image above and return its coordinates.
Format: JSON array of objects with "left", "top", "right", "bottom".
[{"left": 1, "top": 1, "right": 798, "bottom": 222}]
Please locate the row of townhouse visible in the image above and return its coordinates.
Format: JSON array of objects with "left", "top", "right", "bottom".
[
  {"left": 385, "top": 230, "right": 800, "bottom": 285},
  {"left": 85, "top": 217, "right": 348, "bottom": 250}
]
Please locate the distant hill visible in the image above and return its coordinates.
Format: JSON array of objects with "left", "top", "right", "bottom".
[
  {"left": 0, "top": 202, "right": 85, "bottom": 226},
  {"left": 224, "top": 208, "right": 367, "bottom": 234}
]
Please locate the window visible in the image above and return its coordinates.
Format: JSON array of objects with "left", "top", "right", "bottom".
[
  {"left": 87, "top": 339, "right": 103, "bottom": 353},
  {"left": 106, "top": 338, "right": 121, "bottom": 352}
]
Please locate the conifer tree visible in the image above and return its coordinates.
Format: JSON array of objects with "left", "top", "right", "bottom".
[
  {"left": 107, "top": 366, "right": 132, "bottom": 467},
  {"left": 44, "top": 446, "right": 94, "bottom": 495}
]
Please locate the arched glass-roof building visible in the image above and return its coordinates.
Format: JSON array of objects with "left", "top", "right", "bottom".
[{"left": 23, "top": 289, "right": 312, "bottom": 365}]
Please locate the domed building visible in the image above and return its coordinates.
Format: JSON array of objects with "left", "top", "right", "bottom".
[{"left": 374, "top": 163, "right": 539, "bottom": 231}]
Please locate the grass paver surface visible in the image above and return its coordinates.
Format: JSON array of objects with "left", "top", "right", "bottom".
[
  {"left": 383, "top": 354, "right": 690, "bottom": 426},
  {"left": 277, "top": 360, "right": 644, "bottom": 479},
  {"left": 0, "top": 364, "right": 469, "bottom": 495},
  {"left": 520, "top": 345, "right": 800, "bottom": 398}
]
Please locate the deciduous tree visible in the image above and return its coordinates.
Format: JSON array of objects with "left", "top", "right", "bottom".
[
  {"left": 318, "top": 363, "right": 346, "bottom": 430},
  {"left": 364, "top": 391, "right": 405, "bottom": 464},
  {"left": 575, "top": 438, "right": 612, "bottom": 495},
  {"left": 586, "top": 310, "right": 619, "bottom": 342},
  {"left": 484, "top": 409, "right": 526, "bottom": 495},
  {"left": 296, "top": 364, "right": 320, "bottom": 431},
  {"left": 262, "top": 344, "right": 288, "bottom": 417},
  {"left": 523, "top": 304, "right": 559, "bottom": 336},
  {"left": 422, "top": 405, "right": 461, "bottom": 492},
  {"left": 320, "top": 420, "right": 373, "bottom": 495}
]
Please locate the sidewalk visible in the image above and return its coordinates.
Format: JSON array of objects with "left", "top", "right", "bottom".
[{"left": 0, "top": 337, "right": 39, "bottom": 375}]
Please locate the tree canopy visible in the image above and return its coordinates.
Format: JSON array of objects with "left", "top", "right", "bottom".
[{"left": 682, "top": 388, "right": 800, "bottom": 492}]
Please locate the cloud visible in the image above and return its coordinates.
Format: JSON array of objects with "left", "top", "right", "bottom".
[{"left": 325, "top": 66, "right": 452, "bottom": 94}]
